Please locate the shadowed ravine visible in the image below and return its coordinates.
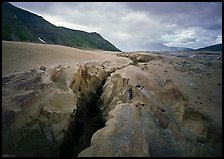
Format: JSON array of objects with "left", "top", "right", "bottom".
[{"left": 59, "top": 80, "right": 106, "bottom": 157}]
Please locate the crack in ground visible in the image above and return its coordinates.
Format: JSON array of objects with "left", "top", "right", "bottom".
[
  {"left": 58, "top": 62, "right": 133, "bottom": 157},
  {"left": 59, "top": 79, "right": 107, "bottom": 157}
]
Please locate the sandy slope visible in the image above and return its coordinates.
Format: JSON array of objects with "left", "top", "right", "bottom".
[{"left": 2, "top": 41, "right": 124, "bottom": 76}]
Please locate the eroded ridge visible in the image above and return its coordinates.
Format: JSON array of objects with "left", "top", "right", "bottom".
[
  {"left": 2, "top": 52, "right": 221, "bottom": 157},
  {"left": 79, "top": 63, "right": 220, "bottom": 157},
  {"left": 2, "top": 60, "right": 132, "bottom": 157}
]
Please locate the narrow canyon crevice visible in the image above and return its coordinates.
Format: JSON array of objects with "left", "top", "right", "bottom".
[
  {"left": 59, "top": 79, "right": 107, "bottom": 157},
  {"left": 55, "top": 61, "right": 133, "bottom": 157}
]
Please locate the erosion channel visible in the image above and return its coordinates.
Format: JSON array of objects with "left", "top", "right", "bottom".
[{"left": 59, "top": 79, "right": 106, "bottom": 157}]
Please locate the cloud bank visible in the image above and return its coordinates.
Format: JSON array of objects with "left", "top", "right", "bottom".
[{"left": 11, "top": 2, "right": 222, "bottom": 51}]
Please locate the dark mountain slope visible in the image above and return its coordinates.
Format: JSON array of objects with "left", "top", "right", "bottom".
[
  {"left": 2, "top": 2, "right": 120, "bottom": 51},
  {"left": 196, "top": 44, "right": 222, "bottom": 51}
]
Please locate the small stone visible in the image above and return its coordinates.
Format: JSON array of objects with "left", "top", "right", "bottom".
[
  {"left": 216, "top": 56, "right": 222, "bottom": 60},
  {"left": 135, "top": 83, "right": 141, "bottom": 87},
  {"left": 135, "top": 102, "right": 145, "bottom": 107},
  {"left": 40, "top": 65, "right": 46, "bottom": 71},
  {"left": 135, "top": 83, "right": 144, "bottom": 89},
  {"left": 217, "top": 83, "right": 222, "bottom": 86},
  {"left": 164, "top": 70, "right": 168, "bottom": 72},
  {"left": 154, "top": 110, "right": 169, "bottom": 129}
]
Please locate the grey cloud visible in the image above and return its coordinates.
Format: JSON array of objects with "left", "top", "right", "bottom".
[
  {"left": 164, "top": 27, "right": 221, "bottom": 49},
  {"left": 9, "top": 2, "right": 222, "bottom": 51},
  {"left": 177, "top": 37, "right": 197, "bottom": 43},
  {"left": 124, "top": 2, "right": 222, "bottom": 31},
  {"left": 11, "top": 2, "right": 52, "bottom": 14}
]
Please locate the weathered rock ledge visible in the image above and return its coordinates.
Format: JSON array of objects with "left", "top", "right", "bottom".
[{"left": 2, "top": 53, "right": 221, "bottom": 157}]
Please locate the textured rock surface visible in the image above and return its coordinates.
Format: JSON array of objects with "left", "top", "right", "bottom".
[
  {"left": 2, "top": 68, "right": 77, "bottom": 156},
  {"left": 79, "top": 103, "right": 149, "bottom": 157},
  {"left": 2, "top": 59, "right": 132, "bottom": 157},
  {"left": 79, "top": 63, "right": 221, "bottom": 157},
  {"left": 2, "top": 43, "right": 222, "bottom": 157},
  {"left": 117, "top": 52, "right": 161, "bottom": 65}
]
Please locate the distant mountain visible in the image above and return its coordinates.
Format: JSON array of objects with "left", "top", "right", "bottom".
[
  {"left": 142, "top": 42, "right": 193, "bottom": 52},
  {"left": 168, "top": 46, "right": 194, "bottom": 51},
  {"left": 2, "top": 2, "right": 120, "bottom": 51},
  {"left": 142, "top": 43, "right": 169, "bottom": 51},
  {"left": 196, "top": 44, "right": 222, "bottom": 51}
]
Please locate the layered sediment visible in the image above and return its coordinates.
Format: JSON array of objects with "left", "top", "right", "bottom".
[{"left": 2, "top": 43, "right": 222, "bottom": 157}]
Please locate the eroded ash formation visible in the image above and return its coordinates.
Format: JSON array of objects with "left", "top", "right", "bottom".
[{"left": 2, "top": 52, "right": 222, "bottom": 157}]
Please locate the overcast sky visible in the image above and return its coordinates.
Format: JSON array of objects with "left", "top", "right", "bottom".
[{"left": 10, "top": 2, "right": 222, "bottom": 51}]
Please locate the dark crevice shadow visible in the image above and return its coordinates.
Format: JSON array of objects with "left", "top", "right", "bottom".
[{"left": 59, "top": 79, "right": 106, "bottom": 157}]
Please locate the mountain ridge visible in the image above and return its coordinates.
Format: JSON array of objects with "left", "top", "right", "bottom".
[
  {"left": 2, "top": 2, "right": 121, "bottom": 51},
  {"left": 196, "top": 43, "right": 222, "bottom": 51},
  {"left": 142, "top": 42, "right": 194, "bottom": 52}
]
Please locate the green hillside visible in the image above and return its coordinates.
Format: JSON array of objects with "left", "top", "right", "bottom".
[
  {"left": 2, "top": 2, "right": 120, "bottom": 51},
  {"left": 197, "top": 44, "right": 222, "bottom": 51}
]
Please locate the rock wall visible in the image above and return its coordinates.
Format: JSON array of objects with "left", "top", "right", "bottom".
[
  {"left": 79, "top": 64, "right": 218, "bottom": 157},
  {"left": 2, "top": 59, "right": 132, "bottom": 157},
  {"left": 2, "top": 68, "right": 77, "bottom": 156}
]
